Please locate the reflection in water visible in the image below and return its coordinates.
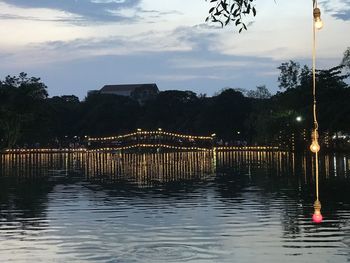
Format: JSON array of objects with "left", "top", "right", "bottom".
[
  {"left": 0, "top": 152, "right": 85, "bottom": 178},
  {"left": 85, "top": 151, "right": 215, "bottom": 186},
  {"left": 0, "top": 151, "right": 349, "bottom": 262},
  {"left": 1, "top": 151, "right": 349, "bottom": 184}
]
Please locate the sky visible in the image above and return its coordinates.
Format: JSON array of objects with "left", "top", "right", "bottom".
[{"left": 0, "top": 0, "right": 349, "bottom": 99}]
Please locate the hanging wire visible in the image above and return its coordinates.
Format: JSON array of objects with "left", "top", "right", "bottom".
[
  {"left": 311, "top": 0, "right": 323, "bottom": 223},
  {"left": 312, "top": 0, "right": 320, "bottom": 201}
]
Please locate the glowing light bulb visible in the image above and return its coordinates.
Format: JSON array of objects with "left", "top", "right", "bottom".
[
  {"left": 314, "top": 19, "right": 323, "bottom": 30},
  {"left": 312, "top": 212, "right": 323, "bottom": 223},
  {"left": 312, "top": 200, "right": 323, "bottom": 223},
  {"left": 310, "top": 139, "right": 320, "bottom": 153},
  {"left": 313, "top": 7, "right": 323, "bottom": 30}
]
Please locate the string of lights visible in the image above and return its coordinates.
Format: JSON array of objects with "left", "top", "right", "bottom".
[
  {"left": 3, "top": 146, "right": 282, "bottom": 154},
  {"left": 89, "top": 144, "right": 212, "bottom": 152},
  {"left": 311, "top": 0, "right": 323, "bottom": 224},
  {"left": 215, "top": 146, "right": 279, "bottom": 151},
  {"left": 88, "top": 129, "right": 214, "bottom": 142},
  {"left": 4, "top": 148, "right": 87, "bottom": 153}
]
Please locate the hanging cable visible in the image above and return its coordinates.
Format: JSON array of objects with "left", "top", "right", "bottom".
[{"left": 311, "top": 0, "right": 323, "bottom": 223}]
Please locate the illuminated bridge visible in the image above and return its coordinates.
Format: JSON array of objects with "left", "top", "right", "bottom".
[
  {"left": 2, "top": 130, "right": 279, "bottom": 154},
  {"left": 87, "top": 130, "right": 279, "bottom": 152},
  {"left": 87, "top": 130, "right": 214, "bottom": 152}
]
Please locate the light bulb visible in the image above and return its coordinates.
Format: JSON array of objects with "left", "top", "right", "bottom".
[
  {"left": 313, "top": 7, "right": 323, "bottom": 30},
  {"left": 312, "top": 200, "right": 323, "bottom": 223},
  {"left": 310, "top": 139, "right": 320, "bottom": 153},
  {"left": 314, "top": 18, "right": 323, "bottom": 30},
  {"left": 312, "top": 210, "right": 323, "bottom": 223}
]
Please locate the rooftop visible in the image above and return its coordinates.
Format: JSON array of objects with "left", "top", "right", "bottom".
[{"left": 100, "top": 84, "right": 158, "bottom": 93}]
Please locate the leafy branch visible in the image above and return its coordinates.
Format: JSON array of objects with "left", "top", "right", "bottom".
[{"left": 206, "top": 0, "right": 257, "bottom": 33}]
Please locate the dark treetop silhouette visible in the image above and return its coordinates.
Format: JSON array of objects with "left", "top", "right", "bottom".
[{"left": 0, "top": 54, "right": 349, "bottom": 150}]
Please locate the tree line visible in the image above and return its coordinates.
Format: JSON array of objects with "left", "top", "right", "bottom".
[{"left": 1, "top": 53, "right": 349, "bottom": 150}]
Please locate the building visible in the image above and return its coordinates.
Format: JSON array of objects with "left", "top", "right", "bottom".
[{"left": 100, "top": 83, "right": 159, "bottom": 104}]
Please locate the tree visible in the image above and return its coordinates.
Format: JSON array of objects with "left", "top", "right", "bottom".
[
  {"left": 246, "top": 85, "right": 271, "bottom": 99},
  {"left": 341, "top": 47, "right": 350, "bottom": 71},
  {"left": 3, "top": 72, "right": 48, "bottom": 99},
  {"left": 206, "top": 0, "right": 257, "bottom": 33},
  {"left": 277, "top": 60, "right": 301, "bottom": 90},
  {"left": 200, "top": 88, "right": 251, "bottom": 139},
  {"left": 78, "top": 92, "right": 140, "bottom": 136},
  {"left": 139, "top": 90, "right": 200, "bottom": 132},
  {"left": 0, "top": 73, "right": 48, "bottom": 148},
  {"left": 315, "top": 65, "right": 350, "bottom": 133}
]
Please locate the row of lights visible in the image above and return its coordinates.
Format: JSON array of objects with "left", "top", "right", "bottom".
[
  {"left": 4, "top": 148, "right": 87, "bottom": 153},
  {"left": 215, "top": 146, "right": 280, "bottom": 151},
  {"left": 89, "top": 129, "right": 214, "bottom": 142},
  {"left": 3, "top": 145, "right": 282, "bottom": 153},
  {"left": 89, "top": 144, "right": 212, "bottom": 152}
]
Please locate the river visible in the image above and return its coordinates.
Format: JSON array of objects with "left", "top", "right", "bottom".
[{"left": 0, "top": 151, "right": 349, "bottom": 262}]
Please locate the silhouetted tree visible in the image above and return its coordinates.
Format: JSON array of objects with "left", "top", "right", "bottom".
[
  {"left": 206, "top": 0, "right": 257, "bottom": 32},
  {"left": 246, "top": 85, "right": 271, "bottom": 99},
  {"left": 139, "top": 90, "right": 200, "bottom": 132},
  {"left": 78, "top": 92, "right": 140, "bottom": 136},
  {"left": 0, "top": 56, "right": 349, "bottom": 151},
  {"left": 342, "top": 47, "right": 350, "bottom": 71},
  {"left": 277, "top": 60, "right": 301, "bottom": 90},
  {"left": 0, "top": 73, "right": 48, "bottom": 148}
]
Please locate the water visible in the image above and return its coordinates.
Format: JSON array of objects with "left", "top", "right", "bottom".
[{"left": 0, "top": 151, "right": 349, "bottom": 262}]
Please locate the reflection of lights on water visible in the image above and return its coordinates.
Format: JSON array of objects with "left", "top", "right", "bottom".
[
  {"left": 344, "top": 157, "right": 347, "bottom": 178},
  {"left": 1, "top": 151, "right": 349, "bottom": 186}
]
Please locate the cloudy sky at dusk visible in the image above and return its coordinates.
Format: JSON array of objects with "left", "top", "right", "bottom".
[{"left": 0, "top": 0, "right": 349, "bottom": 98}]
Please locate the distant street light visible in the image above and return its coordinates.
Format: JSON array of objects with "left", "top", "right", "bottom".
[{"left": 296, "top": 116, "right": 302, "bottom": 122}]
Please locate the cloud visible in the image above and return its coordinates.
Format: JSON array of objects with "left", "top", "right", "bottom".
[
  {"left": 0, "top": 52, "right": 13, "bottom": 59},
  {"left": 17, "top": 50, "right": 278, "bottom": 99},
  {"left": 0, "top": 29, "right": 193, "bottom": 67},
  {"left": 1, "top": 0, "right": 141, "bottom": 23},
  {"left": 154, "top": 74, "right": 223, "bottom": 81},
  {"left": 3, "top": 22, "right": 224, "bottom": 66},
  {"left": 173, "top": 23, "right": 223, "bottom": 51},
  {"left": 33, "top": 30, "right": 191, "bottom": 56},
  {"left": 169, "top": 58, "right": 274, "bottom": 69},
  {"left": 320, "top": 0, "right": 350, "bottom": 21},
  {"left": 0, "top": 13, "right": 83, "bottom": 22}
]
